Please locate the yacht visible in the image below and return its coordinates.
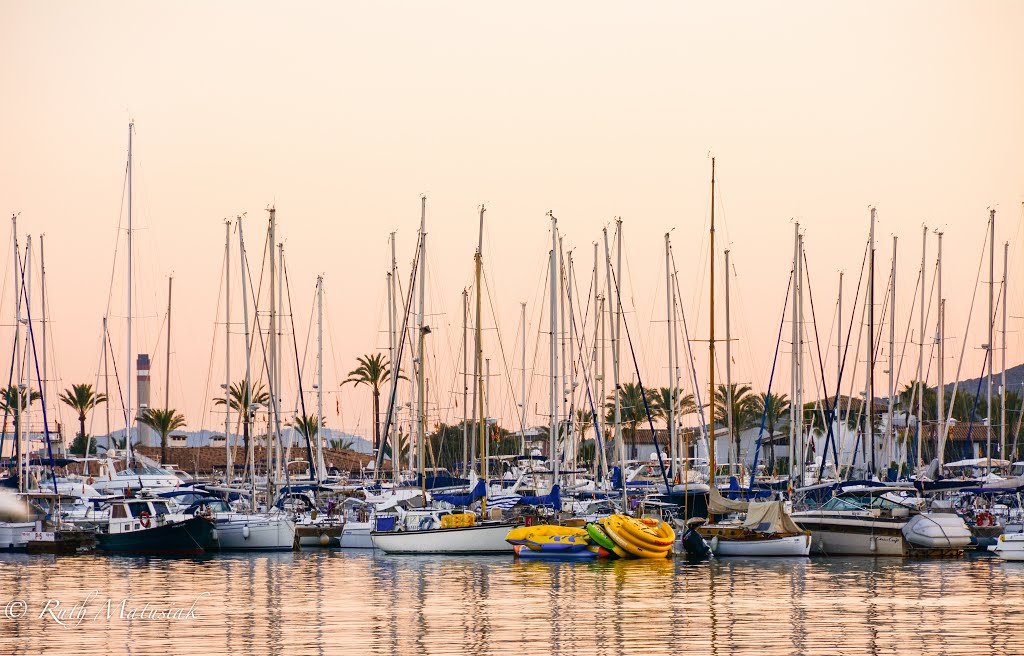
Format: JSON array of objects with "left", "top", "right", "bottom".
[
  {"left": 182, "top": 497, "right": 296, "bottom": 551},
  {"left": 80, "top": 494, "right": 216, "bottom": 555}
]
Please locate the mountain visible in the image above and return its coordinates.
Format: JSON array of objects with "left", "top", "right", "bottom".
[{"left": 942, "top": 363, "right": 1024, "bottom": 397}]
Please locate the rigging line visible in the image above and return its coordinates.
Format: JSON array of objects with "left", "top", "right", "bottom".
[
  {"left": 482, "top": 271, "right": 520, "bottom": 436},
  {"left": 942, "top": 224, "right": 991, "bottom": 438},
  {"left": 960, "top": 282, "right": 1005, "bottom": 459},
  {"left": 282, "top": 257, "right": 317, "bottom": 482},
  {"left": 801, "top": 250, "right": 841, "bottom": 477},
  {"left": 197, "top": 254, "right": 226, "bottom": 433},
  {"left": 833, "top": 239, "right": 869, "bottom": 443},
  {"left": 749, "top": 270, "right": 794, "bottom": 489},
  {"left": 608, "top": 256, "right": 672, "bottom": 491},
  {"left": 670, "top": 246, "right": 709, "bottom": 445}
]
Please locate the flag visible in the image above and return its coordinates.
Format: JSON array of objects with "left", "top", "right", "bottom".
[{"left": 336, "top": 396, "right": 340, "bottom": 416}]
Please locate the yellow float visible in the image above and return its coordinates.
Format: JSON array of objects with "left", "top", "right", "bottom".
[{"left": 598, "top": 515, "right": 675, "bottom": 559}]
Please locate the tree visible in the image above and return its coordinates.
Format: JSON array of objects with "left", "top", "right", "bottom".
[
  {"left": 329, "top": 437, "right": 356, "bottom": 451},
  {"left": 752, "top": 392, "right": 790, "bottom": 474},
  {"left": 650, "top": 387, "right": 697, "bottom": 426},
  {"left": 343, "top": 353, "right": 402, "bottom": 457},
  {"left": 293, "top": 413, "right": 320, "bottom": 445},
  {"left": 59, "top": 383, "right": 107, "bottom": 453},
  {"left": 214, "top": 380, "right": 269, "bottom": 465},
  {"left": 138, "top": 408, "right": 186, "bottom": 465},
  {"left": 0, "top": 385, "right": 41, "bottom": 469},
  {"left": 605, "top": 382, "right": 654, "bottom": 444},
  {"left": 714, "top": 384, "right": 759, "bottom": 470}
]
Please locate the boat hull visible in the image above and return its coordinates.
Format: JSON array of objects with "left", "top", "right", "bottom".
[
  {"left": 712, "top": 534, "right": 812, "bottom": 557},
  {"left": 213, "top": 516, "right": 296, "bottom": 551},
  {"left": 371, "top": 523, "right": 514, "bottom": 554},
  {"left": 97, "top": 517, "right": 216, "bottom": 555},
  {"left": 0, "top": 522, "right": 35, "bottom": 551},
  {"left": 991, "top": 533, "right": 1024, "bottom": 561},
  {"left": 338, "top": 522, "right": 374, "bottom": 549},
  {"left": 793, "top": 515, "right": 908, "bottom": 556}
]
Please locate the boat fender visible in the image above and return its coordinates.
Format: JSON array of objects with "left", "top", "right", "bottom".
[
  {"left": 319, "top": 533, "right": 330, "bottom": 546},
  {"left": 242, "top": 525, "right": 251, "bottom": 539},
  {"left": 710, "top": 535, "right": 719, "bottom": 554},
  {"left": 869, "top": 536, "right": 877, "bottom": 552}
]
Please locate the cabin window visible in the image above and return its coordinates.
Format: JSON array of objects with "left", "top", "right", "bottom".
[
  {"left": 152, "top": 502, "right": 169, "bottom": 516},
  {"left": 127, "top": 502, "right": 148, "bottom": 517},
  {"left": 111, "top": 504, "right": 128, "bottom": 519}
]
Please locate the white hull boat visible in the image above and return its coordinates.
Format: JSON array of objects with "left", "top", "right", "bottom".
[
  {"left": 212, "top": 514, "right": 296, "bottom": 551},
  {"left": 0, "top": 522, "right": 35, "bottom": 550},
  {"left": 990, "top": 532, "right": 1024, "bottom": 560},
  {"left": 339, "top": 521, "right": 373, "bottom": 549},
  {"left": 711, "top": 533, "right": 811, "bottom": 557},
  {"left": 371, "top": 523, "right": 514, "bottom": 554}
]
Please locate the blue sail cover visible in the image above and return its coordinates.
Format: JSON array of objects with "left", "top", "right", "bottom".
[
  {"left": 433, "top": 479, "right": 486, "bottom": 507},
  {"left": 516, "top": 485, "right": 560, "bottom": 509}
]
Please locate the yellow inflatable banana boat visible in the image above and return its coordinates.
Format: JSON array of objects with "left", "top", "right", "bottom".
[{"left": 598, "top": 515, "right": 675, "bottom": 559}]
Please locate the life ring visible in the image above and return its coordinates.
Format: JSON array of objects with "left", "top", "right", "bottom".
[
  {"left": 977, "top": 511, "right": 995, "bottom": 528},
  {"left": 139, "top": 511, "right": 151, "bottom": 528}
]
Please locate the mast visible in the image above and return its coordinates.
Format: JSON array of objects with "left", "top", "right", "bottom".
[
  {"left": 789, "top": 222, "right": 799, "bottom": 482},
  {"left": 614, "top": 220, "right": 625, "bottom": 503},
  {"left": 568, "top": 252, "right": 576, "bottom": 476},
  {"left": 462, "top": 288, "right": 469, "bottom": 474},
  {"left": 725, "top": 248, "right": 734, "bottom": 474},
  {"left": 102, "top": 316, "right": 111, "bottom": 459},
  {"left": 316, "top": 275, "right": 325, "bottom": 481},
  {"left": 987, "top": 210, "right": 995, "bottom": 476},
  {"left": 23, "top": 239, "right": 32, "bottom": 484},
  {"left": 797, "top": 232, "right": 805, "bottom": 479},
  {"left": 709, "top": 159, "right": 717, "bottom": 485},
  {"left": 665, "top": 234, "right": 676, "bottom": 480},
  {"left": 602, "top": 225, "right": 623, "bottom": 504},
  {"left": 39, "top": 235, "right": 48, "bottom": 455},
  {"left": 868, "top": 207, "right": 876, "bottom": 475},
  {"left": 520, "top": 301, "right": 527, "bottom": 455},
  {"left": 224, "top": 220, "right": 232, "bottom": 481},
  {"left": 837, "top": 270, "right": 843, "bottom": 468},
  {"left": 917, "top": 226, "right": 926, "bottom": 471},
  {"left": 11, "top": 216, "right": 22, "bottom": 490},
  {"left": 1001, "top": 240, "right": 1009, "bottom": 461},
  {"left": 276, "top": 242, "right": 284, "bottom": 483},
  {"left": 163, "top": 274, "right": 172, "bottom": 463},
  {"left": 936, "top": 230, "right": 945, "bottom": 467},
  {"left": 475, "top": 205, "right": 486, "bottom": 509},
  {"left": 267, "top": 208, "right": 276, "bottom": 496},
  {"left": 389, "top": 234, "right": 399, "bottom": 482},
  {"left": 416, "top": 197, "right": 427, "bottom": 498},
  {"left": 126, "top": 121, "right": 134, "bottom": 465},
  {"left": 238, "top": 216, "right": 256, "bottom": 497},
  {"left": 888, "top": 236, "right": 896, "bottom": 469},
  {"left": 549, "top": 213, "right": 560, "bottom": 487}
]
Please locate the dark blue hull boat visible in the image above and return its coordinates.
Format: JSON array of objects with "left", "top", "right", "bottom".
[{"left": 97, "top": 517, "right": 216, "bottom": 555}]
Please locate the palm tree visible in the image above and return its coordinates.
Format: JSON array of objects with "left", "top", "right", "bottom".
[
  {"left": 293, "top": 413, "right": 320, "bottom": 446},
  {"left": 343, "top": 353, "right": 401, "bottom": 456},
  {"left": 59, "top": 383, "right": 107, "bottom": 450},
  {"left": 329, "top": 437, "right": 356, "bottom": 451},
  {"left": 0, "top": 385, "right": 41, "bottom": 469},
  {"left": 752, "top": 392, "right": 790, "bottom": 473},
  {"left": 605, "top": 382, "right": 653, "bottom": 445},
  {"left": 214, "top": 380, "right": 269, "bottom": 463},
  {"left": 714, "top": 383, "right": 759, "bottom": 470},
  {"left": 650, "top": 387, "right": 697, "bottom": 425},
  {"left": 138, "top": 408, "right": 187, "bottom": 464}
]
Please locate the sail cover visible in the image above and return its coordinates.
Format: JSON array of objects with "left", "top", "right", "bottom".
[
  {"left": 742, "top": 500, "right": 802, "bottom": 534},
  {"left": 707, "top": 484, "right": 749, "bottom": 514}
]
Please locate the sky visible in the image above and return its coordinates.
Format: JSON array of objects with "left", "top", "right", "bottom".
[{"left": 1, "top": 1, "right": 1023, "bottom": 444}]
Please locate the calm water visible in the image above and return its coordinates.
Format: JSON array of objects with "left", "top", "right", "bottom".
[{"left": 1, "top": 550, "right": 1023, "bottom": 655}]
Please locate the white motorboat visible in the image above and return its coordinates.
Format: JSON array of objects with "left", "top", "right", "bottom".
[
  {"left": 990, "top": 532, "right": 1024, "bottom": 560},
  {"left": 792, "top": 486, "right": 971, "bottom": 556},
  {"left": 710, "top": 533, "right": 811, "bottom": 557},
  {"left": 181, "top": 498, "right": 296, "bottom": 551},
  {"left": 84, "top": 458, "right": 181, "bottom": 495},
  {"left": 0, "top": 521, "right": 36, "bottom": 550}
]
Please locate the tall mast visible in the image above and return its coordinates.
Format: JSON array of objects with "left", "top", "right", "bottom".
[
  {"left": 23, "top": 240, "right": 32, "bottom": 483},
  {"left": 936, "top": 230, "right": 945, "bottom": 467},
  {"left": 126, "top": 121, "right": 134, "bottom": 465},
  {"left": 1001, "top": 240, "right": 1009, "bottom": 462},
  {"left": 163, "top": 274, "right": 172, "bottom": 463},
  {"left": 276, "top": 242, "right": 284, "bottom": 482},
  {"left": 708, "top": 159, "right": 717, "bottom": 485},
  {"left": 615, "top": 220, "right": 624, "bottom": 499},
  {"left": 549, "top": 213, "right": 560, "bottom": 486},
  {"left": 665, "top": 234, "right": 676, "bottom": 479},
  {"left": 416, "top": 197, "right": 427, "bottom": 497},
  {"left": 520, "top": 301, "right": 527, "bottom": 455},
  {"left": 559, "top": 236, "right": 567, "bottom": 469},
  {"left": 888, "top": 236, "right": 896, "bottom": 468},
  {"left": 238, "top": 217, "right": 256, "bottom": 497},
  {"left": 224, "top": 220, "right": 232, "bottom": 480},
  {"left": 316, "top": 275, "right": 325, "bottom": 481},
  {"left": 796, "top": 232, "right": 805, "bottom": 478},
  {"left": 389, "top": 233, "right": 399, "bottom": 482},
  {"left": 39, "top": 235, "right": 48, "bottom": 454},
  {"left": 725, "top": 248, "right": 734, "bottom": 474},
  {"left": 789, "top": 222, "right": 799, "bottom": 480},
  {"left": 267, "top": 208, "right": 276, "bottom": 493},
  {"left": 987, "top": 210, "right": 995, "bottom": 476},
  {"left": 462, "top": 288, "right": 469, "bottom": 473},
  {"left": 868, "top": 207, "right": 876, "bottom": 474},
  {"left": 11, "top": 216, "right": 21, "bottom": 490},
  {"left": 603, "top": 226, "right": 623, "bottom": 506},
  {"left": 917, "top": 226, "right": 926, "bottom": 471},
  {"left": 475, "top": 206, "right": 486, "bottom": 507},
  {"left": 671, "top": 245, "right": 682, "bottom": 480},
  {"left": 837, "top": 270, "right": 843, "bottom": 464}
]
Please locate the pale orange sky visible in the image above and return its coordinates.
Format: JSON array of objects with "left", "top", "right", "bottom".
[{"left": 1, "top": 2, "right": 1023, "bottom": 442}]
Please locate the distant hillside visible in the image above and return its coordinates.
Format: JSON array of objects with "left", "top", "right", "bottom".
[
  {"left": 942, "top": 363, "right": 1024, "bottom": 396},
  {"left": 97, "top": 427, "right": 372, "bottom": 453}
]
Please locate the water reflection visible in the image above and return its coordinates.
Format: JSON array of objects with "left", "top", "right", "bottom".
[{"left": 2, "top": 551, "right": 1024, "bottom": 655}]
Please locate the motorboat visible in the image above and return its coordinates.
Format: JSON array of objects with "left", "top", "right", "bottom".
[
  {"left": 792, "top": 486, "right": 971, "bottom": 556},
  {"left": 80, "top": 494, "right": 216, "bottom": 555}
]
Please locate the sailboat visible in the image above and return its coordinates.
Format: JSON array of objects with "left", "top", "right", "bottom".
[
  {"left": 370, "top": 201, "right": 514, "bottom": 554},
  {"left": 681, "top": 158, "right": 811, "bottom": 557}
]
